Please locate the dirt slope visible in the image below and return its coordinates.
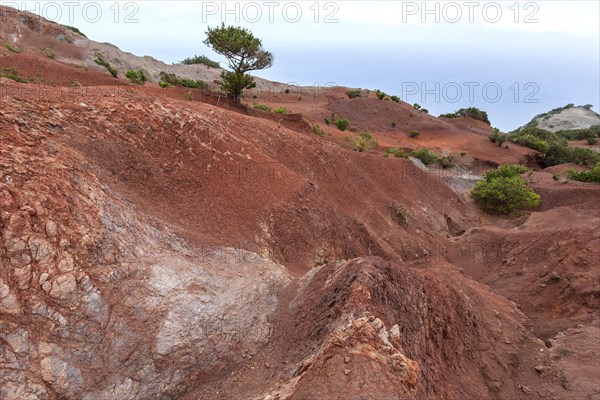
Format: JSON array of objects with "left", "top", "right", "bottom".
[{"left": 1, "top": 5, "right": 599, "bottom": 400}]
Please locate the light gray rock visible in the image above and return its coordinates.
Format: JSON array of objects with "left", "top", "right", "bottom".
[
  {"left": 28, "top": 238, "right": 54, "bottom": 264},
  {"left": 45, "top": 220, "right": 58, "bottom": 238},
  {"left": 40, "top": 355, "right": 83, "bottom": 394},
  {"left": 49, "top": 274, "right": 77, "bottom": 300},
  {"left": 0, "top": 279, "right": 22, "bottom": 315}
]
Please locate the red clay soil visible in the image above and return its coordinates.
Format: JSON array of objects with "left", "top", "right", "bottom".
[
  {"left": 186, "top": 258, "right": 567, "bottom": 400},
  {"left": 1, "top": 20, "right": 599, "bottom": 400}
]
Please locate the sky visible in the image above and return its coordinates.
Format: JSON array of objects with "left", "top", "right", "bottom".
[{"left": 4, "top": 0, "right": 599, "bottom": 130}]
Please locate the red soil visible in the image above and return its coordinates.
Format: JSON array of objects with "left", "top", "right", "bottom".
[{"left": 1, "top": 8, "right": 599, "bottom": 399}]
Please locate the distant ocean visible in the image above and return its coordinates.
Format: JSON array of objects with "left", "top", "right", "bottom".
[{"left": 254, "top": 33, "right": 600, "bottom": 132}]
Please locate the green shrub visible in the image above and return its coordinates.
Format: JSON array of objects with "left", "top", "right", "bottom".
[
  {"left": 40, "top": 47, "right": 55, "bottom": 59},
  {"left": 384, "top": 147, "right": 409, "bottom": 158},
  {"left": 184, "top": 91, "right": 194, "bottom": 101},
  {"left": 1, "top": 67, "right": 29, "bottom": 83},
  {"left": 180, "top": 78, "right": 207, "bottom": 89},
  {"left": 312, "top": 125, "right": 325, "bottom": 137},
  {"left": 587, "top": 136, "right": 598, "bottom": 145},
  {"left": 335, "top": 118, "right": 349, "bottom": 131},
  {"left": 440, "top": 113, "right": 457, "bottom": 119},
  {"left": 125, "top": 70, "right": 148, "bottom": 85},
  {"left": 389, "top": 201, "right": 413, "bottom": 226},
  {"left": 567, "top": 162, "right": 600, "bottom": 183},
  {"left": 3, "top": 43, "right": 20, "bottom": 53},
  {"left": 390, "top": 95, "right": 400, "bottom": 103},
  {"left": 471, "top": 175, "right": 541, "bottom": 214},
  {"left": 460, "top": 151, "right": 467, "bottom": 157},
  {"left": 346, "top": 131, "right": 378, "bottom": 152},
  {"left": 556, "top": 125, "right": 600, "bottom": 141},
  {"left": 159, "top": 71, "right": 207, "bottom": 89},
  {"left": 511, "top": 134, "right": 550, "bottom": 153},
  {"left": 375, "top": 90, "right": 386, "bottom": 100},
  {"left": 159, "top": 81, "right": 171, "bottom": 88},
  {"left": 471, "top": 164, "right": 540, "bottom": 214},
  {"left": 274, "top": 107, "right": 288, "bottom": 114},
  {"left": 543, "top": 144, "right": 600, "bottom": 167},
  {"left": 484, "top": 164, "right": 529, "bottom": 180},
  {"left": 180, "top": 54, "right": 220, "bottom": 68},
  {"left": 391, "top": 121, "right": 397, "bottom": 128},
  {"left": 440, "top": 107, "right": 490, "bottom": 125},
  {"left": 253, "top": 103, "right": 271, "bottom": 111},
  {"left": 346, "top": 89, "right": 361, "bottom": 99},
  {"left": 410, "top": 148, "right": 438, "bottom": 165},
  {"left": 284, "top": 88, "right": 290, "bottom": 94},
  {"left": 324, "top": 113, "right": 336, "bottom": 125},
  {"left": 61, "top": 24, "right": 87, "bottom": 38},
  {"left": 489, "top": 128, "right": 507, "bottom": 146},
  {"left": 438, "top": 155, "right": 454, "bottom": 169},
  {"left": 94, "top": 52, "right": 118, "bottom": 77},
  {"left": 552, "top": 173, "right": 561, "bottom": 182},
  {"left": 409, "top": 130, "right": 420, "bottom": 138}
]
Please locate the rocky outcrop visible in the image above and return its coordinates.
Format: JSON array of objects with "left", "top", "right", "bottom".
[
  {"left": 516, "top": 104, "right": 600, "bottom": 132},
  {"left": 0, "top": 124, "right": 290, "bottom": 399}
]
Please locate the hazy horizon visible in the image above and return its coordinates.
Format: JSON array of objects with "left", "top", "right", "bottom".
[{"left": 4, "top": 0, "right": 599, "bottom": 130}]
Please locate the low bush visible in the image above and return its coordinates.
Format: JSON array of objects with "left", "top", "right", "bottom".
[
  {"left": 324, "top": 113, "right": 336, "bottom": 125},
  {"left": 312, "top": 125, "right": 325, "bottom": 137},
  {"left": 543, "top": 144, "right": 600, "bottom": 167},
  {"left": 274, "top": 107, "right": 288, "bottom": 114},
  {"left": 253, "top": 103, "right": 271, "bottom": 111},
  {"left": 440, "top": 107, "right": 490, "bottom": 125},
  {"left": 390, "top": 95, "right": 400, "bottom": 103},
  {"left": 346, "top": 89, "right": 361, "bottom": 99},
  {"left": 391, "top": 121, "right": 397, "bottom": 128},
  {"left": 335, "top": 118, "right": 349, "bottom": 131},
  {"left": 346, "top": 131, "right": 378, "bottom": 152},
  {"left": 1, "top": 67, "right": 29, "bottom": 83},
  {"left": 159, "top": 81, "right": 171, "bottom": 88},
  {"left": 94, "top": 52, "right": 118, "bottom": 77},
  {"left": 410, "top": 148, "right": 438, "bottom": 165},
  {"left": 180, "top": 54, "right": 220, "bottom": 68},
  {"left": 389, "top": 201, "right": 414, "bottom": 226},
  {"left": 511, "top": 133, "right": 549, "bottom": 153},
  {"left": 470, "top": 164, "right": 540, "bottom": 214},
  {"left": 61, "top": 24, "right": 87, "bottom": 38},
  {"left": 384, "top": 147, "right": 409, "bottom": 158},
  {"left": 3, "top": 43, "right": 20, "bottom": 53},
  {"left": 556, "top": 125, "right": 600, "bottom": 141},
  {"left": 484, "top": 164, "right": 529, "bottom": 180},
  {"left": 375, "top": 89, "right": 387, "bottom": 100},
  {"left": 125, "top": 69, "right": 148, "bottom": 85},
  {"left": 40, "top": 47, "right": 55, "bottom": 59},
  {"left": 438, "top": 155, "right": 454, "bottom": 169},
  {"left": 567, "top": 161, "right": 600, "bottom": 183},
  {"left": 409, "top": 130, "right": 420, "bottom": 138},
  {"left": 587, "top": 136, "right": 598, "bottom": 145},
  {"left": 159, "top": 71, "right": 207, "bottom": 89},
  {"left": 184, "top": 91, "right": 194, "bottom": 101}
]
